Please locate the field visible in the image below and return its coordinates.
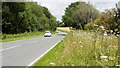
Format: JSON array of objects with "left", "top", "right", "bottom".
[
  {"left": 1, "top": 31, "right": 57, "bottom": 42},
  {"left": 57, "top": 27, "right": 71, "bottom": 32},
  {"left": 34, "top": 30, "right": 119, "bottom": 66}
]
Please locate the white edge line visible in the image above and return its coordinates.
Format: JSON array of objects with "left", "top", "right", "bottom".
[{"left": 28, "top": 37, "right": 65, "bottom": 66}]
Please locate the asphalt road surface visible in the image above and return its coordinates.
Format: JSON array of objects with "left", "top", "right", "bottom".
[{"left": 1, "top": 31, "right": 66, "bottom": 66}]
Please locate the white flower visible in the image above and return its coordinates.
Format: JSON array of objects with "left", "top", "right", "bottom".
[
  {"left": 102, "top": 28, "right": 105, "bottom": 31},
  {"left": 116, "top": 34, "right": 119, "bottom": 37},
  {"left": 79, "top": 42, "right": 82, "bottom": 44},
  {"left": 116, "top": 64, "right": 120, "bottom": 66},
  {"left": 110, "top": 30, "right": 113, "bottom": 33},
  {"left": 88, "top": 33, "right": 91, "bottom": 34},
  {"left": 104, "top": 32, "right": 107, "bottom": 36},
  {"left": 109, "top": 45, "right": 112, "bottom": 47},
  {"left": 104, "top": 59, "right": 108, "bottom": 61},
  {"left": 50, "top": 62, "right": 55, "bottom": 65},
  {"left": 100, "top": 56, "right": 108, "bottom": 59},
  {"left": 99, "top": 26, "right": 104, "bottom": 29},
  {"left": 93, "top": 24, "right": 98, "bottom": 27},
  {"left": 71, "top": 64, "right": 74, "bottom": 66},
  {"left": 80, "top": 46, "right": 83, "bottom": 47},
  {"left": 109, "top": 56, "right": 115, "bottom": 60}
]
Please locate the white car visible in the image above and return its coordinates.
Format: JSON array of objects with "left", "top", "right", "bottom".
[{"left": 44, "top": 31, "right": 51, "bottom": 37}]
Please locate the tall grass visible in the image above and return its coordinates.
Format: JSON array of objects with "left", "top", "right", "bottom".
[
  {"left": 56, "top": 30, "right": 118, "bottom": 66},
  {"left": 34, "top": 30, "right": 118, "bottom": 66}
]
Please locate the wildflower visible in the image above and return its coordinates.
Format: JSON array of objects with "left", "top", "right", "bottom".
[
  {"left": 71, "top": 64, "right": 74, "bottom": 66},
  {"left": 116, "top": 64, "right": 120, "bottom": 66},
  {"left": 104, "top": 32, "right": 107, "bottom": 36},
  {"left": 100, "top": 56, "right": 108, "bottom": 59},
  {"left": 109, "top": 45, "right": 112, "bottom": 47},
  {"left": 104, "top": 59, "right": 108, "bottom": 61},
  {"left": 50, "top": 62, "right": 55, "bottom": 65},
  {"left": 93, "top": 24, "right": 98, "bottom": 27},
  {"left": 108, "top": 56, "right": 115, "bottom": 60},
  {"left": 80, "top": 46, "right": 83, "bottom": 47},
  {"left": 88, "top": 33, "right": 91, "bottom": 34},
  {"left": 110, "top": 30, "right": 113, "bottom": 33},
  {"left": 79, "top": 41, "right": 82, "bottom": 44},
  {"left": 116, "top": 34, "right": 119, "bottom": 37},
  {"left": 99, "top": 26, "right": 105, "bottom": 31},
  {"left": 99, "top": 26, "right": 104, "bottom": 29},
  {"left": 56, "top": 57, "right": 59, "bottom": 60}
]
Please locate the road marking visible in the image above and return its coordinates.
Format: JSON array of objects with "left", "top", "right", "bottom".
[
  {"left": 0, "top": 45, "right": 21, "bottom": 51},
  {"left": 28, "top": 37, "right": 65, "bottom": 66}
]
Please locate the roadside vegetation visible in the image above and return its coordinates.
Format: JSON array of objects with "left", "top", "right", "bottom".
[
  {"left": 34, "top": 30, "right": 118, "bottom": 66},
  {"left": 1, "top": 31, "right": 57, "bottom": 42},
  {"left": 1, "top": 0, "right": 120, "bottom": 66},
  {"left": 62, "top": 1, "right": 120, "bottom": 34},
  {"left": 34, "top": 1, "right": 120, "bottom": 66}
]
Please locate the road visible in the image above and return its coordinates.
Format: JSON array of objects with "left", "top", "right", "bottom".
[{"left": 1, "top": 31, "right": 66, "bottom": 66}]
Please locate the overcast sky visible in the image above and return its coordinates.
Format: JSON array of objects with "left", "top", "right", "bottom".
[{"left": 32, "top": 0, "right": 120, "bottom": 21}]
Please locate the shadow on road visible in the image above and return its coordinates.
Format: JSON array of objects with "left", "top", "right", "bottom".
[{"left": 57, "top": 34, "right": 67, "bottom": 36}]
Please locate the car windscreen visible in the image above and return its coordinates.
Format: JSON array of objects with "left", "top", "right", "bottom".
[{"left": 45, "top": 31, "right": 50, "bottom": 33}]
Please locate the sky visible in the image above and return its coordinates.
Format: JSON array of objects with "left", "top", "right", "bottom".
[{"left": 32, "top": 0, "right": 120, "bottom": 21}]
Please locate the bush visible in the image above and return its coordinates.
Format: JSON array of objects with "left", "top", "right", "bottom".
[{"left": 2, "top": 34, "right": 6, "bottom": 39}]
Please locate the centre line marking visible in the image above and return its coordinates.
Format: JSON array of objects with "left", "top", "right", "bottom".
[{"left": 0, "top": 45, "right": 21, "bottom": 51}]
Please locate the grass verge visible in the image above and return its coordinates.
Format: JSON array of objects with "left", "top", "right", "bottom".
[
  {"left": 33, "top": 30, "right": 118, "bottom": 66},
  {"left": 1, "top": 31, "right": 58, "bottom": 43},
  {"left": 33, "top": 37, "right": 65, "bottom": 66}
]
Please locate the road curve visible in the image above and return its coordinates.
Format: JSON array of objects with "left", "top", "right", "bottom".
[{"left": 1, "top": 31, "right": 67, "bottom": 66}]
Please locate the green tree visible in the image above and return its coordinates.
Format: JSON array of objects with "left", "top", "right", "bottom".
[
  {"left": 62, "top": 2, "right": 99, "bottom": 29},
  {"left": 85, "top": 8, "right": 120, "bottom": 34},
  {"left": 2, "top": 2, "right": 57, "bottom": 34},
  {"left": 115, "top": 1, "right": 120, "bottom": 32},
  {"left": 2, "top": 2, "right": 27, "bottom": 34},
  {"left": 42, "top": 7, "right": 57, "bottom": 31}
]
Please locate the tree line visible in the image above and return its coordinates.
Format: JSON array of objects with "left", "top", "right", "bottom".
[
  {"left": 2, "top": 2, "right": 57, "bottom": 34},
  {"left": 62, "top": 1, "right": 120, "bottom": 34}
]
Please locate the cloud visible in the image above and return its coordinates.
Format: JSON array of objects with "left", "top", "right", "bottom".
[
  {"left": 91, "top": 2, "right": 116, "bottom": 12},
  {"left": 85, "top": 0, "right": 119, "bottom": 2},
  {"left": 38, "top": 2, "right": 72, "bottom": 21}
]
